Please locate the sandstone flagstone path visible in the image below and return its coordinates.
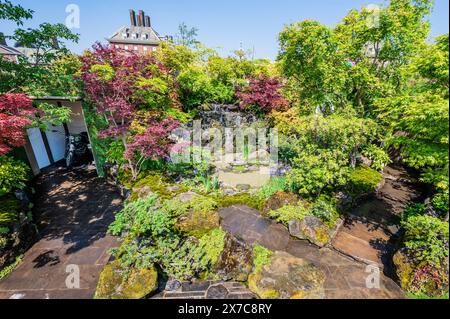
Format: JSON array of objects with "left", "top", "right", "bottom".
[
  {"left": 0, "top": 165, "right": 122, "bottom": 299},
  {"left": 332, "top": 165, "right": 422, "bottom": 276},
  {"left": 218, "top": 204, "right": 405, "bottom": 299}
]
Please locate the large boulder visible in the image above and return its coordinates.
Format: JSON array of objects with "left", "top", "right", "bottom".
[
  {"left": 175, "top": 210, "right": 221, "bottom": 239},
  {"left": 262, "top": 191, "right": 299, "bottom": 217},
  {"left": 288, "top": 216, "right": 332, "bottom": 247},
  {"left": 95, "top": 261, "right": 158, "bottom": 299},
  {"left": 248, "top": 251, "right": 325, "bottom": 299},
  {"left": 214, "top": 234, "right": 253, "bottom": 282}
]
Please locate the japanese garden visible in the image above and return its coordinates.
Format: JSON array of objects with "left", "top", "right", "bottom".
[{"left": 0, "top": 0, "right": 448, "bottom": 300}]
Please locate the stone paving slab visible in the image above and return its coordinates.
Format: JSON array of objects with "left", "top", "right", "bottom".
[
  {"left": 0, "top": 165, "right": 122, "bottom": 299},
  {"left": 218, "top": 204, "right": 405, "bottom": 299}
]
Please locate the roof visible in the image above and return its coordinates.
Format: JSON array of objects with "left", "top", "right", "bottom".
[
  {"left": 0, "top": 44, "right": 23, "bottom": 56},
  {"left": 107, "top": 25, "right": 161, "bottom": 45}
]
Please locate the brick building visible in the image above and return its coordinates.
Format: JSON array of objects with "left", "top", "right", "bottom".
[{"left": 107, "top": 9, "right": 171, "bottom": 54}]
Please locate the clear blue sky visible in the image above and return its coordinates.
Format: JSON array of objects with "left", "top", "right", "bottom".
[{"left": 2, "top": 0, "right": 449, "bottom": 60}]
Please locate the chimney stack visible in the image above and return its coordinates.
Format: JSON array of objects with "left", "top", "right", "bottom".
[
  {"left": 145, "top": 16, "right": 151, "bottom": 28},
  {"left": 138, "top": 10, "right": 145, "bottom": 27},
  {"left": 129, "top": 9, "right": 137, "bottom": 26}
]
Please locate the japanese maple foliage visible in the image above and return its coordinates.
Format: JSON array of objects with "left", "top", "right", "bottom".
[
  {"left": 79, "top": 44, "right": 179, "bottom": 179},
  {"left": 126, "top": 117, "right": 180, "bottom": 173},
  {"left": 236, "top": 74, "right": 288, "bottom": 113},
  {"left": 0, "top": 93, "right": 35, "bottom": 155}
]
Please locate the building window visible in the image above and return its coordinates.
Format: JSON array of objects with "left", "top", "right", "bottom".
[
  {"left": 134, "top": 46, "right": 138, "bottom": 51},
  {"left": 142, "top": 33, "right": 149, "bottom": 40},
  {"left": 143, "top": 47, "right": 148, "bottom": 51},
  {"left": 124, "top": 46, "right": 129, "bottom": 50},
  {"left": 122, "top": 32, "right": 129, "bottom": 39},
  {"left": 152, "top": 47, "right": 157, "bottom": 52}
]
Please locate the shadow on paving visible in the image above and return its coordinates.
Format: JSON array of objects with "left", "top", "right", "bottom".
[
  {"left": 332, "top": 164, "right": 424, "bottom": 279},
  {"left": 0, "top": 163, "right": 123, "bottom": 299}
]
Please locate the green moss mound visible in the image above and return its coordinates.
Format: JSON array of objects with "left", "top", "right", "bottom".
[
  {"left": 214, "top": 193, "right": 264, "bottom": 211},
  {"left": 348, "top": 165, "right": 383, "bottom": 197},
  {"left": 175, "top": 210, "right": 221, "bottom": 238}
]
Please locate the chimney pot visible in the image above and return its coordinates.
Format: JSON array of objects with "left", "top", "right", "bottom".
[
  {"left": 145, "top": 16, "right": 151, "bottom": 28},
  {"left": 138, "top": 10, "right": 145, "bottom": 27},
  {"left": 129, "top": 9, "right": 137, "bottom": 26}
]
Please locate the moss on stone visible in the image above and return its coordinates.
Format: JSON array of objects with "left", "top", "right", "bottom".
[
  {"left": 95, "top": 260, "right": 158, "bottom": 299},
  {"left": 129, "top": 172, "right": 188, "bottom": 201},
  {"left": 252, "top": 245, "right": 273, "bottom": 273},
  {"left": 214, "top": 193, "right": 264, "bottom": 211},
  {"left": 175, "top": 210, "right": 221, "bottom": 239},
  {"left": 348, "top": 165, "right": 383, "bottom": 198}
]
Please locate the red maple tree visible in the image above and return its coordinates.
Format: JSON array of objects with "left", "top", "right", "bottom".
[
  {"left": 236, "top": 74, "right": 288, "bottom": 113},
  {"left": 0, "top": 93, "right": 35, "bottom": 155}
]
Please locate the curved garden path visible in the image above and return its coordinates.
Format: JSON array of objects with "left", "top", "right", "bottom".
[
  {"left": 0, "top": 165, "right": 122, "bottom": 299},
  {"left": 332, "top": 165, "right": 422, "bottom": 278},
  {"left": 218, "top": 204, "right": 405, "bottom": 299}
]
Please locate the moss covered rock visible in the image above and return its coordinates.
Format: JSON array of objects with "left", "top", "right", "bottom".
[
  {"left": 262, "top": 191, "right": 299, "bottom": 217},
  {"left": 348, "top": 166, "right": 383, "bottom": 198},
  {"left": 175, "top": 210, "right": 221, "bottom": 238},
  {"left": 248, "top": 251, "right": 325, "bottom": 299},
  {"left": 95, "top": 261, "right": 158, "bottom": 299},
  {"left": 214, "top": 234, "right": 253, "bottom": 282},
  {"left": 288, "top": 216, "right": 332, "bottom": 247}
]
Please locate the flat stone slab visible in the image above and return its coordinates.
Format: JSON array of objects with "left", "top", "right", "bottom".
[
  {"left": 153, "top": 281, "right": 256, "bottom": 299},
  {"left": 0, "top": 165, "right": 122, "bottom": 299},
  {"left": 218, "top": 204, "right": 405, "bottom": 299},
  {"left": 219, "top": 205, "right": 290, "bottom": 251}
]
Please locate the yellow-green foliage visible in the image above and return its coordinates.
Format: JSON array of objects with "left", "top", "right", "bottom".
[
  {"left": 163, "top": 195, "right": 218, "bottom": 218},
  {"left": 348, "top": 165, "right": 382, "bottom": 197},
  {"left": 129, "top": 173, "right": 188, "bottom": 201},
  {"left": 214, "top": 193, "right": 264, "bottom": 211},
  {"left": 0, "top": 255, "right": 22, "bottom": 280},
  {"left": 268, "top": 201, "right": 311, "bottom": 226},
  {"left": 252, "top": 245, "right": 273, "bottom": 273},
  {"left": 198, "top": 228, "right": 226, "bottom": 266},
  {"left": 175, "top": 210, "right": 220, "bottom": 238},
  {"left": 0, "top": 195, "right": 21, "bottom": 227}
]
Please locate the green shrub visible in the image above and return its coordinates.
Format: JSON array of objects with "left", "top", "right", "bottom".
[
  {"left": 401, "top": 203, "right": 426, "bottom": 221},
  {"left": 0, "top": 195, "right": 21, "bottom": 227},
  {"left": 109, "top": 194, "right": 174, "bottom": 238},
  {"left": 432, "top": 192, "right": 449, "bottom": 214},
  {"left": 362, "top": 144, "right": 391, "bottom": 171},
  {"left": 348, "top": 165, "right": 382, "bottom": 197},
  {"left": 268, "top": 201, "right": 311, "bottom": 226},
  {"left": 163, "top": 195, "right": 218, "bottom": 217},
  {"left": 105, "top": 141, "right": 127, "bottom": 165},
  {"left": 268, "top": 196, "right": 339, "bottom": 228},
  {"left": 252, "top": 245, "right": 273, "bottom": 273},
  {"left": 402, "top": 215, "right": 449, "bottom": 267},
  {"left": 0, "top": 156, "right": 29, "bottom": 196},
  {"left": 114, "top": 228, "right": 227, "bottom": 281},
  {"left": 259, "top": 177, "right": 288, "bottom": 199},
  {"left": 310, "top": 196, "right": 339, "bottom": 225}
]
